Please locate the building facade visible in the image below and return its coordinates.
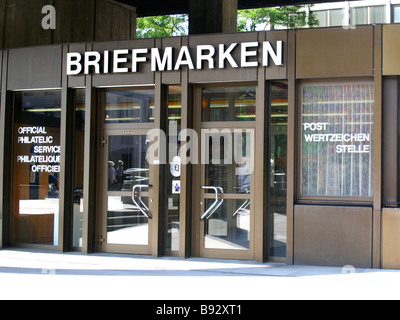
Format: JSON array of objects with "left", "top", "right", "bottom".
[
  {"left": 1, "top": 21, "right": 400, "bottom": 269},
  {"left": 311, "top": 0, "right": 400, "bottom": 27}
]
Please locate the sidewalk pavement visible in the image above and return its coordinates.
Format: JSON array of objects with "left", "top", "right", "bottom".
[{"left": 0, "top": 248, "right": 400, "bottom": 300}]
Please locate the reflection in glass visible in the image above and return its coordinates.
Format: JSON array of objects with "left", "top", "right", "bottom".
[
  {"left": 12, "top": 90, "right": 61, "bottom": 245},
  {"left": 204, "top": 199, "right": 250, "bottom": 250},
  {"left": 268, "top": 82, "right": 288, "bottom": 258},
  {"left": 202, "top": 86, "right": 256, "bottom": 122},
  {"left": 72, "top": 90, "right": 85, "bottom": 248},
  {"left": 104, "top": 89, "right": 155, "bottom": 124},
  {"left": 166, "top": 86, "right": 182, "bottom": 252},
  {"left": 107, "top": 196, "right": 148, "bottom": 245},
  {"left": 204, "top": 131, "right": 253, "bottom": 194},
  {"left": 106, "top": 135, "right": 149, "bottom": 245},
  {"left": 372, "top": 6, "right": 385, "bottom": 24},
  {"left": 108, "top": 135, "right": 149, "bottom": 192}
]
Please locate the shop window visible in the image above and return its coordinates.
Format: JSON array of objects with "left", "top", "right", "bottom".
[
  {"left": 12, "top": 90, "right": 62, "bottom": 245},
  {"left": 393, "top": 5, "right": 400, "bottom": 23},
  {"left": 351, "top": 7, "right": 368, "bottom": 25},
  {"left": 314, "top": 10, "right": 328, "bottom": 27},
  {"left": 104, "top": 89, "right": 155, "bottom": 124},
  {"left": 72, "top": 89, "right": 85, "bottom": 248},
  {"left": 372, "top": 6, "right": 386, "bottom": 24},
  {"left": 329, "top": 9, "right": 345, "bottom": 27},
  {"left": 202, "top": 86, "right": 256, "bottom": 122},
  {"left": 300, "top": 82, "right": 374, "bottom": 198}
]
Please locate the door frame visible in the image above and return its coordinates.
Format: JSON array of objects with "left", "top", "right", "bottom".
[
  {"left": 191, "top": 83, "right": 258, "bottom": 260},
  {"left": 95, "top": 87, "right": 161, "bottom": 256}
]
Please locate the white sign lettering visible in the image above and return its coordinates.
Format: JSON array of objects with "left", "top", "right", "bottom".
[
  {"left": 67, "top": 41, "right": 284, "bottom": 76},
  {"left": 303, "top": 122, "right": 371, "bottom": 154},
  {"left": 17, "top": 126, "right": 61, "bottom": 173}
]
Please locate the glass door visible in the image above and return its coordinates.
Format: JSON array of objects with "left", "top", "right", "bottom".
[
  {"left": 97, "top": 88, "right": 157, "bottom": 255},
  {"left": 195, "top": 85, "right": 257, "bottom": 259},
  {"left": 199, "top": 129, "right": 255, "bottom": 259},
  {"left": 99, "top": 130, "right": 153, "bottom": 254}
]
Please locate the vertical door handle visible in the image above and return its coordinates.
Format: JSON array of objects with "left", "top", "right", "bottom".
[
  {"left": 132, "top": 185, "right": 152, "bottom": 219},
  {"left": 201, "top": 186, "right": 224, "bottom": 220}
]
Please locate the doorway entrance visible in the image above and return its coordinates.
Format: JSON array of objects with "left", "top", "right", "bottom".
[
  {"left": 193, "top": 85, "right": 257, "bottom": 260},
  {"left": 97, "top": 88, "right": 158, "bottom": 255}
]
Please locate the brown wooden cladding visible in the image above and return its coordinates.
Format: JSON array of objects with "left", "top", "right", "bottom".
[{"left": 0, "top": 0, "right": 136, "bottom": 50}]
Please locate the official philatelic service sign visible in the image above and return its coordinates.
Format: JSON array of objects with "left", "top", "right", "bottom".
[{"left": 66, "top": 41, "right": 284, "bottom": 76}]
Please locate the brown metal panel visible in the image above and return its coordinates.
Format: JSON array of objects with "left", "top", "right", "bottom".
[
  {"left": 161, "top": 37, "right": 182, "bottom": 85},
  {"left": 373, "top": 25, "right": 383, "bottom": 269},
  {"left": 382, "top": 208, "right": 400, "bottom": 269},
  {"left": 254, "top": 59, "right": 266, "bottom": 262},
  {"left": 265, "top": 30, "right": 287, "bottom": 80},
  {"left": 294, "top": 205, "right": 373, "bottom": 268},
  {"left": 188, "top": 32, "right": 258, "bottom": 83},
  {"left": 150, "top": 70, "right": 162, "bottom": 257},
  {"left": 296, "top": 26, "right": 374, "bottom": 79},
  {"left": 179, "top": 64, "right": 192, "bottom": 258},
  {"left": 67, "top": 43, "right": 87, "bottom": 88},
  {"left": 92, "top": 39, "right": 155, "bottom": 87},
  {"left": 383, "top": 25, "right": 400, "bottom": 76},
  {"left": 286, "top": 30, "right": 296, "bottom": 265},
  {"left": 383, "top": 77, "right": 400, "bottom": 205},
  {"left": 7, "top": 45, "right": 62, "bottom": 90}
]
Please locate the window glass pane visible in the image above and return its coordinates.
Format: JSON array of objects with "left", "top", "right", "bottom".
[
  {"left": 202, "top": 86, "right": 256, "bottom": 122},
  {"left": 204, "top": 131, "right": 253, "bottom": 194},
  {"left": 314, "top": 11, "right": 327, "bottom": 27},
  {"left": 72, "top": 89, "right": 85, "bottom": 248},
  {"left": 12, "top": 90, "right": 62, "bottom": 245},
  {"left": 372, "top": 6, "right": 385, "bottom": 24},
  {"left": 269, "top": 81, "right": 288, "bottom": 258},
  {"left": 301, "top": 83, "right": 374, "bottom": 198},
  {"left": 204, "top": 198, "right": 250, "bottom": 250},
  {"left": 104, "top": 89, "right": 155, "bottom": 124},
  {"left": 107, "top": 135, "right": 149, "bottom": 245},
  {"left": 329, "top": 9, "right": 344, "bottom": 27},
  {"left": 166, "top": 86, "right": 182, "bottom": 252},
  {"left": 352, "top": 7, "right": 368, "bottom": 25},
  {"left": 394, "top": 6, "right": 400, "bottom": 23}
]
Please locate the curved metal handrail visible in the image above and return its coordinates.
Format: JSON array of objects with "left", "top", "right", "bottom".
[
  {"left": 132, "top": 184, "right": 152, "bottom": 219},
  {"left": 201, "top": 186, "right": 224, "bottom": 220}
]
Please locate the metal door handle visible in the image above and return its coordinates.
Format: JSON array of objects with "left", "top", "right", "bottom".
[
  {"left": 201, "top": 186, "right": 224, "bottom": 220},
  {"left": 132, "top": 185, "right": 152, "bottom": 219}
]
